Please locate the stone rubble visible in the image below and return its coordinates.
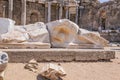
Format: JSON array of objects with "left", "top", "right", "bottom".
[
  {"left": 24, "top": 59, "right": 39, "bottom": 73},
  {"left": 40, "top": 63, "right": 66, "bottom": 80},
  {"left": 24, "top": 60, "right": 67, "bottom": 80},
  {"left": 0, "top": 18, "right": 109, "bottom": 48}
]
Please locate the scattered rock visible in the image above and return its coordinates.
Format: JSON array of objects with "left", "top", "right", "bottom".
[
  {"left": 24, "top": 59, "right": 38, "bottom": 73},
  {"left": 40, "top": 63, "right": 66, "bottom": 80}
]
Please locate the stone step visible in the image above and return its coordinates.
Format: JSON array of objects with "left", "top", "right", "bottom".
[{"left": 0, "top": 49, "right": 115, "bottom": 63}]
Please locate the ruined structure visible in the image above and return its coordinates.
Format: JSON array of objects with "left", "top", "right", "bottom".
[
  {"left": 0, "top": 0, "right": 99, "bottom": 28},
  {"left": 97, "top": 0, "right": 120, "bottom": 30},
  {"left": 0, "top": 0, "right": 120, "bottom": 42},
  {"left": 0, "top": 0, "right": 120, "bottom": 30},
  {"left": 0, "top": 18, "right": 109, "bottom": 48}
]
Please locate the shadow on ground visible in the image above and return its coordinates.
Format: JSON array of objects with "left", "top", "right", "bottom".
[{"left": 37, "top": 75, "right": 63, "bottom": 80}]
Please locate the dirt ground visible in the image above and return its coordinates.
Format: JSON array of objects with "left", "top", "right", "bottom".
[{"left": 4, "top": 51, "right": 120, "bottom": 80}]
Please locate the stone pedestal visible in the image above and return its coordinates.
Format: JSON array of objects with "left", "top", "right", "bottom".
[{"left": 1, "top": 49, "right": 115, "bottom": 62}]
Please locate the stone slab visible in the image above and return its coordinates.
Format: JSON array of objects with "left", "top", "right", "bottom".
[
  {"left": 68, "top": 43, "right": 103, "bottom": 49},
  {"left": 0, "top": 49, "right": 115, "bottom": 63},
  {"left": 0, "top": 43, "right": 50, "bottom": 49}
]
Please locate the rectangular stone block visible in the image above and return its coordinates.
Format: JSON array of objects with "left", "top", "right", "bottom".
[
  {"left": 75, "top": 50, "right": 115, "bottom": 61},
  {"left": 0, "top": 49, "right": 115, "bottom": 63}
]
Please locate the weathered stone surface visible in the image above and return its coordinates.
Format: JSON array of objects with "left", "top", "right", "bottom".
[
  {"left": 1, "top": 30, "right": 29, "bottom": 43},
  {"left": 97, "top": 0, "right": 120, "bottom": 29},
  {"left": 0, "top": 42, "right": 50, "bottom": 49},
  {"left": 68, "top": 43, "right": 103, "bottom": 49},
  {"left": 0, "top": 22, "right": 50, "bottom": 43},
  {"left": 0, "top": 18, "right": 15, "bottom": 34},
  {"left": 40, "top": 63, "right": 66, "bottom": 80},
  {"left": 101, "top": 32, "right": 120, "bottom": 42},
  {"left": 24, "top": 59, "right": 38, "bottom": 73},
  {"left": 73, "top": 28, "right": 109, "bottom": 47},
  {"left": 73, "top": 29, "right": 99, "bottom": 44},
  {"left": 24, "top": 22, "right": 50, "bottom": 43},
  {"left": 47, "top": 19, "right": 79, "bottom": 48},
  {"left": 1, "top": 49, "right": 115, "bottom": 62},
  {"left": 14, "top": 25, "right": 27, "bottom": 33},
  {"left": 0, "top": 18, "right": 109, "bottom": 48},
  {"left": 0, "top": 18, "right": 28, "bottom": 43},
  {"left": 0, "top": 0, "right": 120, "bottom": 32},
  {"left": 80, "top": 33, "right": 109, "bottom": 47}
]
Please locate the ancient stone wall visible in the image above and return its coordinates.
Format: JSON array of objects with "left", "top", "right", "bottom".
[
  {"left": 13, "top": 0, "right": 22, "bottom": 25},
  {"left": 97, "top": 0, "right": 120, "bottom": 30},
  {"left": 0, "top": 0, "right": 8, "bottom": 18},
  {"left": 79, "top": 0, "right": 120, "bottom": 30},
  {"left": 77, "top": 0, "right": 100, "bottom": 30},
  {"left": 26, "top": 2, "right": 45, "bottom": 24},
  {"left": 0, "top": 0, "right": 120, "bottom": 30}
]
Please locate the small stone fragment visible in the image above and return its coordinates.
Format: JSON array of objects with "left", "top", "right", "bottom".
[
  {"left": 24, "top": 59, "right": 39, "bottom": 73},
  {"left": 40, "top": 63, "right": 66, "bottom": 80}
]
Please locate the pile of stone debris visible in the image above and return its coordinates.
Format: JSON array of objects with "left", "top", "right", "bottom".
[
  {"left": 25, "top": 59, "right": 66, "bottom": 80},
  {"left": 0, "top": 18, "right": 109, "bottom": 48}
]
